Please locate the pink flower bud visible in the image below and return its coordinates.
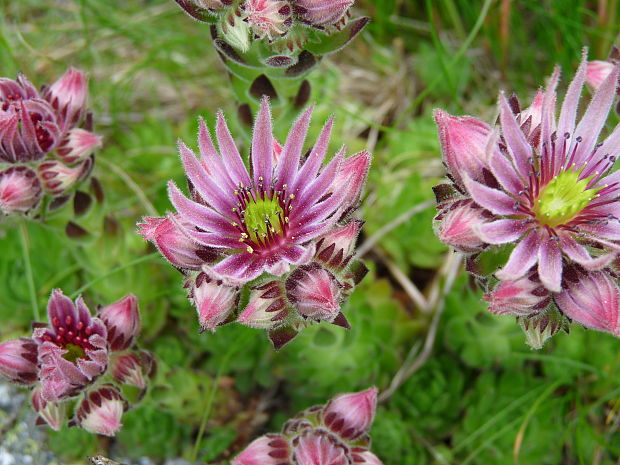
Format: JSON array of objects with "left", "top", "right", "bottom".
[
  {"left": 56, "top": 128, "right": 102, "bottom": 164},
  {"left": 37, "top": 158, "right": 92, "bottom": 195},
  {"left": 586, "top": 60, "right": 616, "bottom": 92},
  {"left": 294, "top": 0, "right": 353, "bottom": 26},
  {"left": 191, "top": 273, "right": 238, "bottom": 332},
  {"left": 315, "top": 220, "right": 362, "bottom": 268},
  {"left": 43, "top": 67, "right": 88, "bottom": 130},
  {"left": 333, "top": 150, "right": 371, "bottom": 212},
  {"left": 322, "top": 387, "right": 377, "bottom": 440},
  {"left": 294, "top": 430, "right": 349, "bottom": 465},
  {"left": 286, "top": 263, "right": 342, "bottom": 322},
  {"left": 350, "top": 450, "right": 384, "bottom": 465},
  {"left": 110, "top": 350, "right": 154, "bottom": 390},
  {"left": 75, "top": 385, "right": 127, "bottom": 437},
  {"left": 98, "top": 294, "right": 141, "bottom": 351},
  {"left": 434, "top": 199, "right": 488, "bottom": 253},
  {"left": 232, "top": 434, "right": 292, "bottom": 465},
  {"left": 484, "top": 275, "right": 551, "bottom": 316},
  {"left": 237, "top": 281, "right": 289, "bottom": 330},
  {"left": 555, "top": 270, "right": 620, "bottom": 336},
  {"left": 244, "top": 0, "right": 292, "bottom": 39},
  {"left": 434, "top": 109, "right": 495, "bottom": 189},
  {"left": 0, "top": 166, "right": 42, "bottom": 214},
  {"left": 32, "top": 387, "right": 66, "bottom": 431},
  {"left": 0, "top": 337, "right": 38, "bottom": 385},
  {"left": 0, "top": 98, "right": 61, "bottom": 162},
  {"left": 138, "top": 215, "right": 218, "bottom": 270}
]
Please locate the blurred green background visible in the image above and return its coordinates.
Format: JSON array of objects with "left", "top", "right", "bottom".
[{"left": 0, "top": 0, "right": 619, "bottom": 463}]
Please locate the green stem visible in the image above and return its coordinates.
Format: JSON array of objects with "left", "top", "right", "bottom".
[
  {"left": 19, "top": 221, "right": 39, "bottom": 322},
  {"left": 190, "top": 334, "right": 247, "bottom": 462}
]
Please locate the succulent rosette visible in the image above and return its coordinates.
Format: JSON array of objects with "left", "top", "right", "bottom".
[
  {"left": 172, "top": 0, "right": 368, "bottom": 112},
  {"left": 232, "top": 387, "right": 384, "bottom": 465},
  {"left": 433, "top": 49, "right": 620, "bottom": 347},
  {"left": 138, "top": 98, "right": 370, "bottom": 348},
  {"left": 0, "top": 68, "right": 102, "bottom": 222},
  {"left": 0, "top": 290, "right": 154, "bottom": 436}
]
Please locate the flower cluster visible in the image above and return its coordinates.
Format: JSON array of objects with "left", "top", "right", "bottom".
[
  {"left": 0, "top": 289, "right": 154, "bottom": 436},
  {"left": 173, "top": 0, "right": 368, "bottom": 108},
  {"left": 139, "top": 98, "right": 370, "bottom": 348},
  {"left": 433, "top": 50, "right": 620, "bottom": 347},
  {"left": 0, "top": 68, "right": 102, "bottom": 220},
  {"left": 232, "top": 387, "right": 383, "bottom": 465}
]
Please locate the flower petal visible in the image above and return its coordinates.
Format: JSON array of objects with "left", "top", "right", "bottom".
[
  {"left": 477, "top": 219, "right": 529, "bottom": 244},
  {"left": 537, "top": 239, "right": 562, "bottom": 292},
  {"left": 251, "top": 97, "right": 274, "bottom": 187},
  {"left": 463, "top": 174, "right": 517, "bottom": 216},
  {"left": 495, "top": 231, "right": 540, "bottom": 281}
]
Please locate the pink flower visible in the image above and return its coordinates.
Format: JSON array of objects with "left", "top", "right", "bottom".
[
  {"left": 244, "top": 0, "right": 292, "bottom": 39},
  {"left": 315, "top": 220, "right": 363, "bottom": 268},
  {"left": 74, "top": 385, "right": 127, "bottom": 437},
  {"left": 285, "top": 263, "right": 342, "bottom": 322},
  {"left": 435, "top": 50, "right": 620, "bottom": 293},
  {"left": 32, "top": 387, "right": 66, "bottom": 431},
  {"left": 0, "top": 75, "right": 62, "bottom": 163},
  {"left": 98, "top": 294, "right": 141, "bottom": 351},
  {"left": 0, "top": 338, "right": 38, "bottom": 385},
  {"left": 555, "top": 269, "right": 620, "bottom": 336},
  {"left": 237, "top": 280, "right": 289, "bottom": 329},
  {"left": 110, "top": 350, "right": 154, "bottom": 390},
  {"left": 0, "top": 68, "right": 101, "bottom": 220},
  {"left": 322, "top": 387, "right": 377, "bottom": 440},
  {"left": 0, "top": 166, "right": 42, "bottom": 214},
  {"left": 0, "top": 289, "right": 152, "bottom": 436},
  {"left": 37, "top": 158, "right": 92, "bottom": 195},
  {"left": 33, "top": 290, "right": 109, "bottom": 401},
  {"left": 434, "top": 109, "right": 495, "bottom": 189},
  {"left": 138, "top": 215, "right": 219, "bottom": 270},
  {"left": 159, "top": 98, "right": 370, "bottom": 284},
  {"left": 293, "top": 0, "right": 353, "bottom": 26},
  {"left": 42, "top": 67, "right": 89, "bottom": 130},
  {"left": 350, "top": 450, "right": 385, "bottom": 465},
  {"left": 483, "top": 274, "right": 551, "bottom": 316},
  {"left": 233, "top": 387, "right": 382, "bottom": 465},
  {"left": 55, "top": 128, "right": 102, "bottom": 165},
  {"left": 434, "top": 199, "right": 488, "bottom": 253},
  {"left": 294, "top": 430, "right": 349, "bottom": 465},
  {"left": 231, "top": 434, "right": 291, "bottom": 465},
  {"left": 190, "top": 272, "right": 239, "bottom": 332}
]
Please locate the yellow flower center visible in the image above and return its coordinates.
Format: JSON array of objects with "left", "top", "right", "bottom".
[
  {"left": 244, "top": 196, "right": 285, "bottom": 244},
  {"left": 534, "top": 170, "right": 601, "bottom": 228}
]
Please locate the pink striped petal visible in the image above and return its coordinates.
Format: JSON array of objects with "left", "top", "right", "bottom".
[
  {"left": 537, "top": 239, "right": 562, "bottom": 292},
  {"left": 495, "top": 231, "right": 540, "bottom": 281},
  {"left": 251, "top": 97, "right": 274, "bottom": 187},
  {"left": 463, "top": 175, "right": 517, "bottom": 216},
  {"left": 216, "top": 112, "right": 252, "bottom": 187},
  {"left": 274, "top": 105, "right": 313, "bottom": 188},
  {"left": 477, "top": 219, "right": 529, "bottom": 244}
]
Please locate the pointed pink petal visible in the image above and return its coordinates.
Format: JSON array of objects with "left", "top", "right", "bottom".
[
  {"left": 251, "top": 97, "right": 274, "bottom": 187},
  {"left": 275, "top": 105, "right": 313, "bottom": 188},
  {"left": 495, "top": 231, "right": 540, "bottom": 280},
  {"left": 573, "top": 65, "right": 620, "bottom": 166},
  {"left": 499, "top": 93, "right": 532, "bottom": 180},
  {"left": 463, "top": 175, "right": 517, "bottom": 216},
  {"left": 216, "top": 112, "right": 252, "bottom": 187},
  {"left": 477, "top": 219, "right": 529, "bottom": 244},
  {"left": 537, "top": 240, "right": 562, "bottom": 292}
]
